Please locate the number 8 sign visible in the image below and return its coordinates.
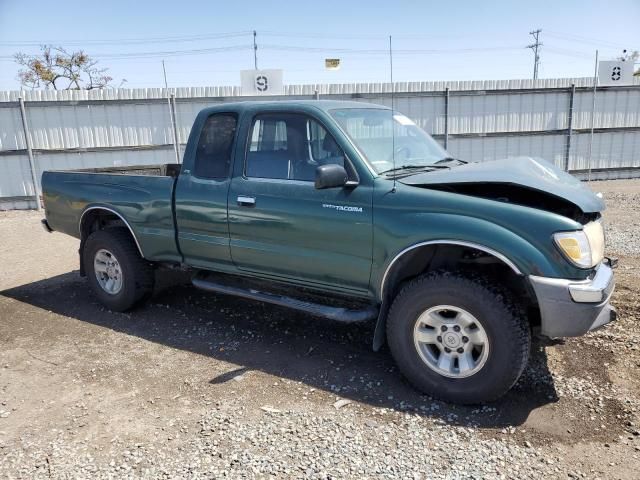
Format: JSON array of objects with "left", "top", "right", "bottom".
[{"left": 598, "top": 61, "right": 634, "bottom": 86}]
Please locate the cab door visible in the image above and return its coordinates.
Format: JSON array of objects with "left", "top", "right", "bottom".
[
  {"left": 174, "top": 112, "right": 238, "bottom": 271},
  {"left": 227, "top": 111, "right": 373, "bottom": 294}
]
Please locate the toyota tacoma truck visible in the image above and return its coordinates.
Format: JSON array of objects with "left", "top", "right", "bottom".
[{"left": 41, "top": 100, "right": 616, "bottom": 404}]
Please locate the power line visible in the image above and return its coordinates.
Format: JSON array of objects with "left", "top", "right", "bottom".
[
  {"left": 261, "top": 44, "right": 524, "bottom": 55},
  {"left": 0, "top": 43, "right": 525, "bottom": 62},
  {"left": 527, "top": 29, "right": 543, "bottom": 80},
  {"left": 544, "top": 47, "right": 594, "bottom": 60},
  {"left": 545, "top": 30, "right": 633, "bottom": 50},
  {"left": 259, "top": 31, "right": 479, "bottom": 40},
  {"left": 2, "top": 29, "right": 635, "bottom": 54},
  {"left": 0, "top": 31, "right": 252, "bottom": 47},
  {"left": 92, "top": 45, "right": 251, "bottom": 60}
]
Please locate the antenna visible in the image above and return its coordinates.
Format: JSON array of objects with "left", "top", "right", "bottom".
[
  {"left": 587, "top": 49, "right": 598, "bottom": 183},
  {"left": 389, "top": 35, "right": 396, "bottom": 193}
]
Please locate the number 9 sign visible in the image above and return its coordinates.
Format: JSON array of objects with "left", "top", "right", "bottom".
[
  {"left": 255, "top": 75, "right": 268, "bottom": 92},
  {"left": 241, "top": 69, "right": 284, "bottom": 96}
]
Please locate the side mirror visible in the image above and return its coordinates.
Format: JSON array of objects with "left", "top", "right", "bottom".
[{"left": 315, "top": 164, "right": 348, "bottom": 189}]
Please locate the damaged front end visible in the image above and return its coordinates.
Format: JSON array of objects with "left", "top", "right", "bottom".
[
  {"left": 398, "top": 156, "right": 616, "bottom": 338},
  {"left": 399, "top": 156, "right": 605, "bottom": 223}
]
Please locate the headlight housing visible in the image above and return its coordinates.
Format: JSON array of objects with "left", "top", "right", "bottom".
[{"left": 553, "top": 221, "right": 604, "bottom": 268}]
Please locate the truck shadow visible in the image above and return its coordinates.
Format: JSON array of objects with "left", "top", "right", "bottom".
[{"left": 1, "top": 269, "right": 559, "bottom": 430}]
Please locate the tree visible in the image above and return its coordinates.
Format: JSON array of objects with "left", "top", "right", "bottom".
[
  {"left": 14, "top": 45, "right": 114, "bottom": 90},
  {"left": 618, "top": 49, "right": 640, "bottom": 76}
]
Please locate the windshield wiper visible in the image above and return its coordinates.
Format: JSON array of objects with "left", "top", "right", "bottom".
[
  {"left": 380, "top": 164, "right": 450, "bottom": 175},
  {"left": 434, "top": 157, "right": 468, "bottom": 165}
]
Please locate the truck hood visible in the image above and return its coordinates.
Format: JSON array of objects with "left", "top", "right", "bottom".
[{"left": 399, "top": 157, "right": 605, "bottom": 214}]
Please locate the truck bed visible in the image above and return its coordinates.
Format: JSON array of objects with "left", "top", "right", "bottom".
[
  {"left": 71, "top": 163, "right": 182, "bottom": 177},
  {"left": 42, "top": 164, "right": 181, "bottom": 263}
]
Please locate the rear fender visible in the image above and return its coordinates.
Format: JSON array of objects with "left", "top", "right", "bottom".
[{"left": 78, "top": 206, "right": 145, "bottom": 275}]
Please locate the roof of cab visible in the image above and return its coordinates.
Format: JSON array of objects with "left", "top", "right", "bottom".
[{"left": 198, "top": 99, "right": 389, "bottom": 116}]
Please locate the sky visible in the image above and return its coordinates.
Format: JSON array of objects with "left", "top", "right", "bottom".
[{"left": 0, "top": 0, "right": 638, "bottom": 90}]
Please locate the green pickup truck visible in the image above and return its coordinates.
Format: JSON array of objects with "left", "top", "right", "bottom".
[{"left": 41, "top": 100, "right": 616, "bottom": 404}]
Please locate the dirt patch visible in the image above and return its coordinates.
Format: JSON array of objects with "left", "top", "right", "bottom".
[{"left": 1, "top": 179, "right": 640, "bottom": 478}]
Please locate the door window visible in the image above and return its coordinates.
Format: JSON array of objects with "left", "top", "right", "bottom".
[
  {"left": 194, "top": 114, "right": 237, "bottom": 179},
  {"left": 246, "top": 113, "right": 345, "bottom": 181}
]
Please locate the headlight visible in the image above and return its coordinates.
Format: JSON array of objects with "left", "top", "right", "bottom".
[{"left": 553, "top": 221, "right": 604, "bottom": 268}]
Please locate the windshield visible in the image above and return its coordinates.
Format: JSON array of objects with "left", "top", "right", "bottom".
[{"left": 330, "top": 108, "right": 450, "bottom": 174}]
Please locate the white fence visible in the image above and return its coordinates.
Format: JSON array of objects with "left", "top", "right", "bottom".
[{"left": 1, "top": 77, "right": 639, "bottom": 210}]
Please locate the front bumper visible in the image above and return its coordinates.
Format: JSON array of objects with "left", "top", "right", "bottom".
[{"left": 529, "top": 260, "right": 616, "bottom": 338}]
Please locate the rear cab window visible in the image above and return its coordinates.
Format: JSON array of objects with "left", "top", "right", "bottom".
[{"left": 194, "top": 114, "right": 238, "bottom": 179}]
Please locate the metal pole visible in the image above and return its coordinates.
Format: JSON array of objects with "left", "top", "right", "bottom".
[
  {"left": 564, "top": 84, "right": 575, "bottom": 172},
  {"left": 162, "top": 61, "right": 180, "bottom": 163},
  {"left": 169, "top": 93, "right": 181, "bottom": 164},
  {"left": 162, "top": 60, "right": 169, "bottom": 89},
  {"left": 314, "top": 89, "right": 319, "bottom": 100},
  {"left": 253, "top": 30, "right": 258, "bottom": 70},
  {"left": 444, "top": 87, "right": 450, "bottom": 150},
  {"left": 587, "top": 50, "right": 598, "bottom": 182},
  {"left": 18, "top": 96, "right": 41, "bottom": 211}
]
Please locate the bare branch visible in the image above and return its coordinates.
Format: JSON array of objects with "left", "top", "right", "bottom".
[{"left": 13, "top": 45, "right": 117, "bottom": 90}]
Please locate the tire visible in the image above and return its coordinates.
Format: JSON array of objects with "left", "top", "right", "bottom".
[
  {"left": 83, "top": 228, "right": 154, "bottom": 312},
  {"left": 386, "top": 271, "right": 530, "bottom": 404}
]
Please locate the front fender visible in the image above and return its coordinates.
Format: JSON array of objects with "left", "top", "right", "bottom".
[
  {"left": 371, "top": 214, "right": 554, "bottom": 352},
  {"left": 371, "top": 212, "right": 561, "bottom": 301}
]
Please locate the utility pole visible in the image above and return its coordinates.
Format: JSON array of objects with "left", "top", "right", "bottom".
[
  {"left": 527, "top": 29, "right": 543, "bottom": 80},
  {"left": 253, "top": 30, "right": 258, "bottom": 70}
]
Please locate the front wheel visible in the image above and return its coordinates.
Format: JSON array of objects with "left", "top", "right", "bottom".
[
  {"left": 83, "top": 228, "right": 154, "bottom": 312},
  {"left": 386, "top": 271, "right": 530, "bottom": 404}
]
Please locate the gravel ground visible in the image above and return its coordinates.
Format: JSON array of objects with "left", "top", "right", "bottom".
[
  {"left": 600, "top": 186, "right": 640, "bottom": 257},
  {"left": 1, "top": 179, "right": 639, "bottom": 479}
]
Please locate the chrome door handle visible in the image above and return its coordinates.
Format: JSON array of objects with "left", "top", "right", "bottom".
[{"left": 237, "top": 196, "right": 256, "bottom": 207}]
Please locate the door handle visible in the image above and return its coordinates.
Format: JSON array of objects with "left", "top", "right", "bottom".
[{"left": 237, "top": 196, "right": 256, "bottom": 207}]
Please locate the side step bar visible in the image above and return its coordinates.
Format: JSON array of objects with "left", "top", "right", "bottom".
[{"left": 192, "top": 274, "right": 378, "bottom": 323}]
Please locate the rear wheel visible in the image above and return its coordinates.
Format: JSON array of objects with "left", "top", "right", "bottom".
[
  {"left": 83, "top": 228, "right": 154, "bottom": 312},
  {"left": 386, "top": 271, "right": 530, "bottom": 404}
]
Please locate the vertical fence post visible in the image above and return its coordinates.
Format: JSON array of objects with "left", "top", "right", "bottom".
[
  {"left": 168, "top": 92, "right": 181, "bottom": 164},
  {"left": 18, "top": 96, "right": 41, "bottom": 211},
  {"left": 564, "top": 84, "right": 575, "bottom": 172},
  {"left": 443, "top": 87, "right": 450, "bottom": 150}
]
